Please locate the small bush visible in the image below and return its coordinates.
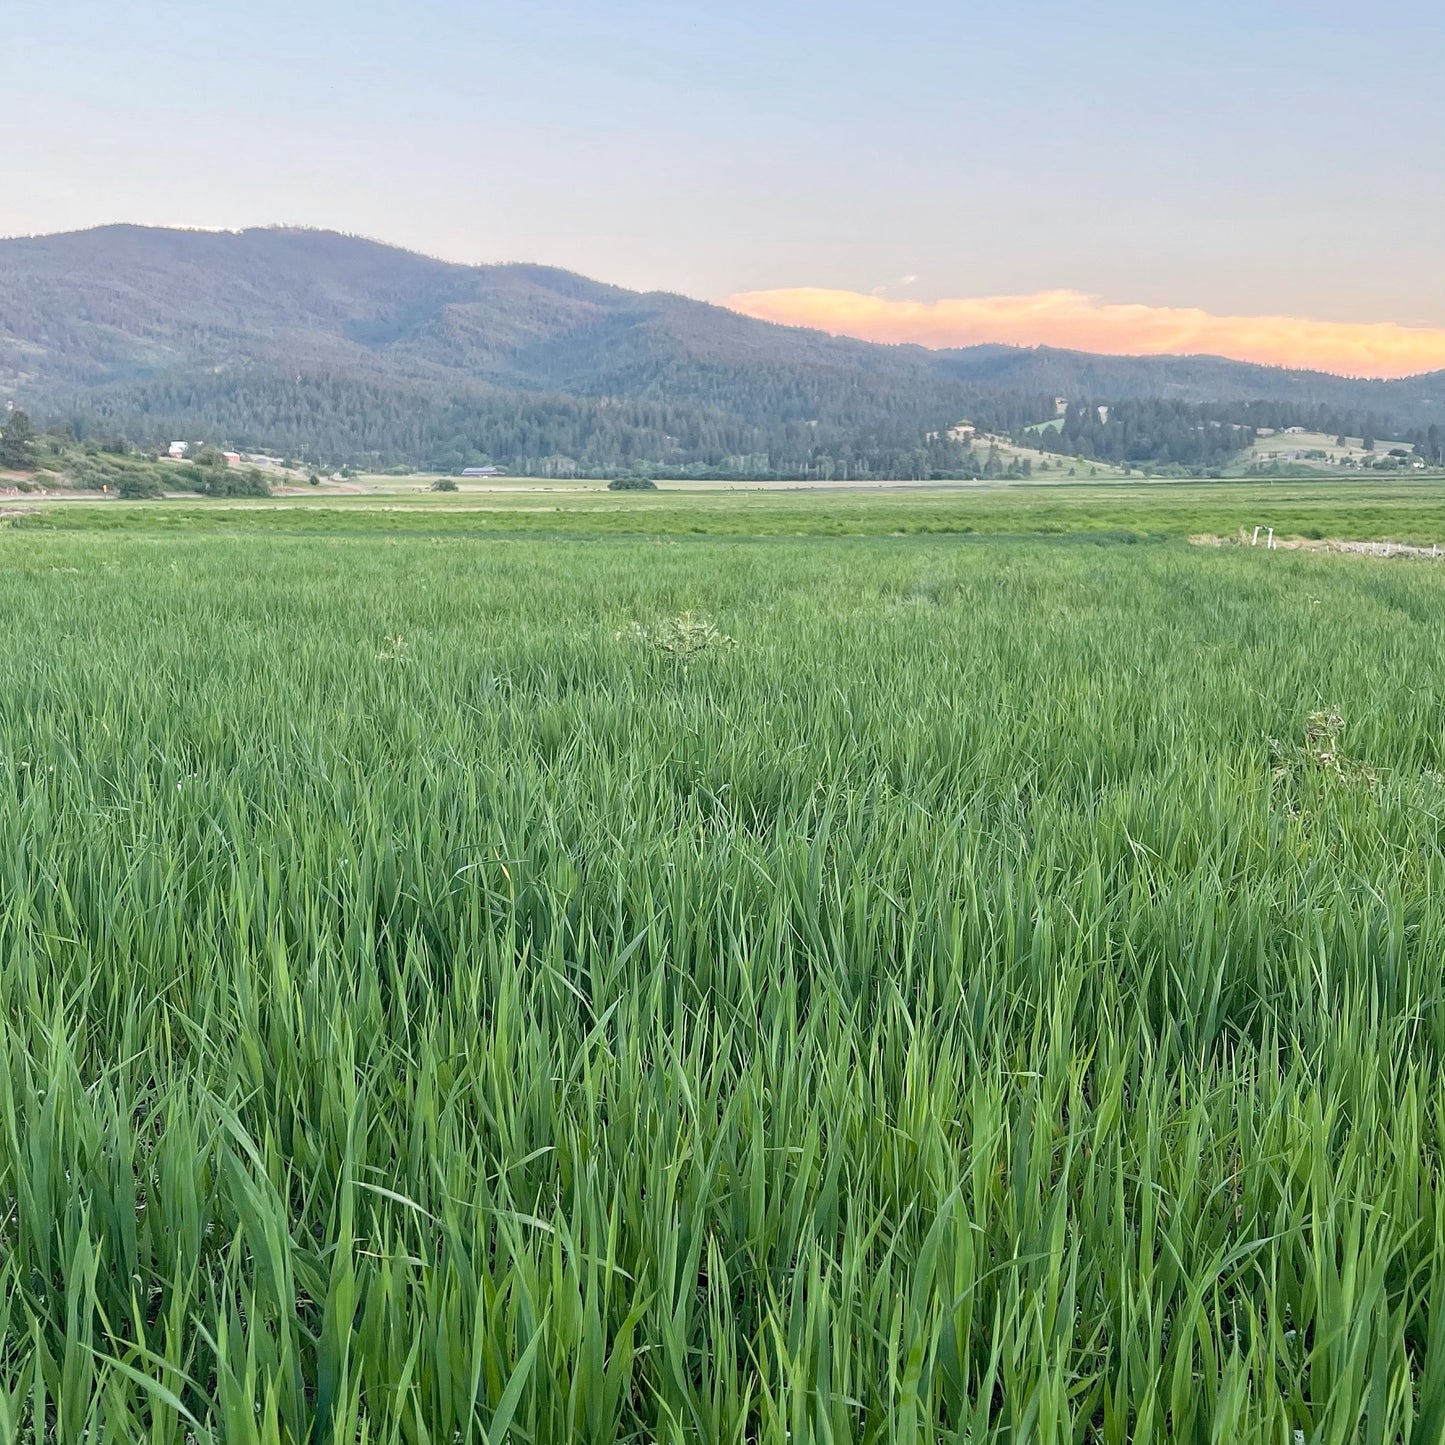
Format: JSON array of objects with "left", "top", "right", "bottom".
[
  {"left": 1270, "top": 709, "right": 1377, "bottom": 793},
  {"left": 618, "top": 612, "right": 734, "bottom": 663},
  {"left": 202, "top": 469, "right": 271, "bottom": 498},
  {"left": 117, "top": 475, "right": 166, "bottom": 500},
  {"left": 608, "top": 475, "right": 658, "bottom": 491},
  {"left": 431, "top": 479, "right": 459, "bottom": 492}
]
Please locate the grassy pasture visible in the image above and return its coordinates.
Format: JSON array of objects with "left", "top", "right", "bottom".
[
  {"left": 1247, "top": 431, "right": 1415, "bottom": 466},
  {"left": 3, "top": 494, "right": 1445, "bottom": 1439},
  {"left": 11, "top": 477, "right": 1445, "bottom": 545}
]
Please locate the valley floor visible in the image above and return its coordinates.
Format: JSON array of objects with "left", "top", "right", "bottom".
[
  {"left": 3, "top": 488, "right": 1445, "bottom": 1439},
  {"left": 8, "top": 475, "right": 1445, "bottom": 545}
]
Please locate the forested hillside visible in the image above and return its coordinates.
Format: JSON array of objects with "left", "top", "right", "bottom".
[
  {"left": 2, "top": 226, "right": 1441, "bottom": 475},
  {"left": 934, "top": 345, "right": 1445, "bottom": 419},
  {"left": 67, "top": 368, "right": 992, "bottom": 479}
]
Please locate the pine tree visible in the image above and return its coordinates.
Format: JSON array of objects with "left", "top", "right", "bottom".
[{"left": 0, "top": 409, "right": 36, "bottom": 470}]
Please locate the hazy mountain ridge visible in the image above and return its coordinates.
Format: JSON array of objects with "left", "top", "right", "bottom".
[
  {"left": 1, "top": 225, "right": 1440, "bottom": 471},
  {"left": 932, "top": 344, "right": 1445, "bottom": 417}
]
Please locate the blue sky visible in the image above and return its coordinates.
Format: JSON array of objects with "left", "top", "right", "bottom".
[{"left": 8, "top": 0, "right": 1444, "bottom": 334}]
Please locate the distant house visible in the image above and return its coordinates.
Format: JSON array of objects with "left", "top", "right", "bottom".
[
  {"left": 461, "top": 466, "right": 501, "bottom": 478},
  {"left": 223, "top": 451, "right": 242, "bottom": 466},
  {"left": 946, "top": 421, "right": 977, "bottom": 441},
  {"left": 1283, "top": 426, "right": 1307, "bottom": 435},
  {"left": 1053, "top": 397, "right": 1069, "bottom": 417},
  {"left": 167, "top": 441, "right": 188, "bottom": 459}
]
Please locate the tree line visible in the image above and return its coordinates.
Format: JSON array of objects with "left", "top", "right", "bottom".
[
  {"left": 1024, "top": 398, "right": 1445, "bottom": 470},
  {"left": 55, "top": 368, "right": 1000, "bottom": 480},
  {"left": 35, "top": 368, "right": 1445, "bottom": 480}
]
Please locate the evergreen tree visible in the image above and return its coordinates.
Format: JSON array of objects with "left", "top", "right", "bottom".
[{"left": 0, "top": 409, "right": 36, "bottom": 470}]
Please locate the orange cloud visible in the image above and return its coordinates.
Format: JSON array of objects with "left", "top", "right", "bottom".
[{"left": 720, "top": 287, "right": 1445, "bottom": 380}]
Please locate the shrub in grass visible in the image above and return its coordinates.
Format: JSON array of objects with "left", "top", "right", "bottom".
[
  {"left": 201, "top": 467, "right": 271, "bottom": 498},
  {"left": 116, "top": 474, "right": 165, "bottom": 499}
]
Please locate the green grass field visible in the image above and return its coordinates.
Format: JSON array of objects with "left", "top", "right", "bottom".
[
  {"left": 4, "top": 488, "right": 1445, "bottom": 1440},
  {"left": 11, "top": 476, "right": 1445, "bottom": 544}
]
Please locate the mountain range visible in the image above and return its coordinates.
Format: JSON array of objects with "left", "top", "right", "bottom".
[{"left": 2, "top": 225, "right": 1441, "bottom": 474}]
